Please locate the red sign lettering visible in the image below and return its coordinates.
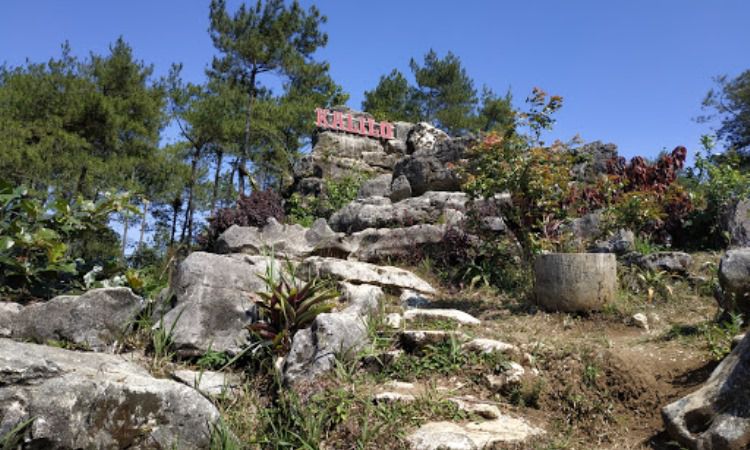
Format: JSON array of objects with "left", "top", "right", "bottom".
[{"left": 315, "top": 108, "right": 394, "bottom": 140}]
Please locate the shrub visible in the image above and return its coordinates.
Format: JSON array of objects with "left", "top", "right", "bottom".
[
  {"left": 249, "top": 269, "right": 338, "bottom": 356},
  {"left": 202, "top": 189, "right": 285, "bottom": 249},
  {"left": 0, "top": 182, "right": 132, "bottom": 302},
  {"left": 287, "top": 174, "right": 368, "bottom": 226},
  {"left": 682, "top": 137, "right": 750, "bottom": 249}
]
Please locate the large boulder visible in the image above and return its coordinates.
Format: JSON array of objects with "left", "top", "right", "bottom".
[
  {"left": 216, "top": 218, "right": 352, "bottom": 259},
  {"left": 391, "top": 136, "right": 474, "bottom": 198},
  {"left": 161, "top": 252, "right": 289, "bottom": 357},
  {"left": 4, "top": 288, "right": 143, "bottom": 351},
  {"left": 329, "top": 191, "right": 469, "bottom": 233},
  {"left": 724, "top": 198, "right": 750, "bottom": 248},
  {"left": 357, "top": 173, "right": 393, "bottom": 199},
  {"left": 349, "top": 224, "right": 446, "bottom": 263},
  {"left": 406, "top": 122, "right": 449, "bottom": 153},
  {"left": 662, "top": 333, "right": 750, "bottom": 450},
  {"left": 0, "top": 339, "right": 220, "bottom": 449},
  {"left": 716, "top": 248, "right": 750, "bottom": 317},
  {"left": 282, "top": 311, "right": 369, "bottom": 386},
  {"left": 635, "top": 251, "right": 693, "bottom": 275},
  {"left": 570, "top": 141, "right": 618, "bottom": 181},
  {"left": 299, "top": 256, "right": 436, "bottom": 294}
]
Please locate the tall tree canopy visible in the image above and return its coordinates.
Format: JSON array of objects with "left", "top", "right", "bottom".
[
  {"left": 207, "top": 0, "right": 346, "bottom": 192},
  {"left": 362, "top": 49, "right": 514, "bottom": 135},
  {"left": 0, "top": 39, "right": 166, "bottom": 200},
  {"left": 703, "top": 70, "right": 750, "bottom": 155}
]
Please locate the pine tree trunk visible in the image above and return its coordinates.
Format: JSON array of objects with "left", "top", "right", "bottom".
[
  {"left": 137, "top": 200, "right": 149, "bottom": 252},
  {"left": 121, "top": 213, "right": 129, "bottom": 261},
  {"left": 211, "top": 149, "right": 223, "bottom": 215},
  {"left": 182, "top": 146, "right": 201, "bottom": 246},
  {"left": 169, "top": 199, "right": 180, "bottom": 247}
]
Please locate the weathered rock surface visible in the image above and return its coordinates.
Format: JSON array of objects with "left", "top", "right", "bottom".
[
  {"left": 486, "top": 362, "right": 526, "bottom": 391},
  {"left": 161, "top": 252, "right": 288, "bottom": 357},
  {"left": 357, "top": 173, "right": 393, "bottom": 199},
  {"left": 403, "top": 308, "right": 481, "bottom": 326},
  {"left": 635, "top": 251, "right": 693, "bottom": 275},
  {"left": 0, "top": 339, "right": 220, "bottom": 449},
  {"left": 570, "top": 141, "right": 618, "bottom": 181},
  {"left": 5, "top": 288, "right": 143, "bottom": 351},
  {"left": 172, "top": 369, "right": 242, "bottom": 399},
  {"left": 0, "top": 302, "right": 23, "bottom": 338},
  {"left": 563, "top": 210, "right": 604, "bottom": 245},
  {"left": 533, "top": 253, "right": 617, "bottom": 312},
  {"left": 590, "top": 228, "right": 635, "bottom": 255},
  {"left": 716, "top": 248, "right": 750, "bottom": 317},
  {"left": 462, "top": 338, "right": 518, "bottom": 355},
  {"left": 662, "top": 333, "right": 750, "bottom": 450},
  {"left": 216, "top": 218, "right": 352, "bottom": 259},
  {"left": 339, "top": 282, "right": 383, "bottom": 316},
  {"left": 406, "top": 122, "right": 449, "bottom": 154},
  {"left": 329, "top": 191, "right": 468, "bottom": 233},
  {"left": 407, "top": 416, "right": 544, "bottom": 450},
  {"left": 393, "top": 133, "right": 474, "bottom": 198},
  {"left": 724, "top": 198, "right": 750, "bottom": 247},
  {"left": 299, "top": 256, "right": 436, "bottom": 294},
  {"left": 448, "top": 397, "right": 502, "bottom": 420},
  {"left": 283, "top": 311, "right": 369, "bottom": 385},
  {"left": 349, "top": 224, "right": 446, "bottom": 263}
]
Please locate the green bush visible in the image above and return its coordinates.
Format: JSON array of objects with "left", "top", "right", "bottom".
[
  {"left": 287, "top": 174, "right": 368, "bottom": 226},
  {"left": 0, "top": 182, "right": 133, "bottom": 302}
]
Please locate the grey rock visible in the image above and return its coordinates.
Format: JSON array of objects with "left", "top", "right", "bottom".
[
  {"left": 330, "top": 191, "right": 469, "bottom": 233},
  {"left": 407, "top": 417, "right": 544, "bottom": 450},
  {"left": 564, "top": 210, "right": 604, "bottom": 244},
  {"left": 401, "top": 290, "right": 432, "bottom": 309},
  {"left": 283, "top": 311, "right": 369, "bottom": 385},
  {"left": 406, "top": 122, "right": 449, "bottom": 153},
  {"left": 716, "top": 248, "right": 750, "bottom": 317},
  {"left": 8, "top": 288, "right": 143, "bottom": 351},
  {"left": 389, "top": 174, "right": 412, "bottom": 202},
  {"left": 299, "top": 256, "right": 436, "bottom": 294},
  {"left": 590, "top": 229, "right": 635, "bottom": 255},
  {"left": 216, "top": 219, "right": 353, "bottom": 260},
  {"left": 391, "top": 154, "right": 462, "bottom": 196},
  {"left": 296, "top": 177, "right": 325, "bottom": 196},
  {"left": 534, "top": 253, "right": 617, "bottom": 312},
  {"left": 384, "top": 139, "right": 408, "bottom": 155},
  {"left": 349, "top": 224, "right": 446, "bottom": 263},
  {"left": 636, "top": 251, "right": 692, "bottom": 275},
  {"left": 724, "top": 198, "right": 750, "bottom": 247},
  {"left": 462, "top": 338, "right": 518, "bottom": 355},
  {"left": 0, "top": 338, "right": 220, "bottom": 449},
  {"left": 357, "top": 173, "right": 393, "bottom": 199},
  {"left": 339, "top": 282, "right": 383, "bottom": 316},
  {"left": 161, "top": 252, "right": 288, "bottom": 357},
  {"left": 486, "top": 362, "right": 526, "bottom": 391},
  {"left": 0, "top": 302, "right": 22, "bottom": 337},
  {"left": 570, "top": 141, "right": 619, "bottom": 181},
  {"left": 662, "top": 333, "right": 750, "bottom": 450},
  {"left": 394, "top": 121, "right": 415, "bottom": 142},
  {"left": 403, "top": 309, "right": 481, "bottom": 326}
]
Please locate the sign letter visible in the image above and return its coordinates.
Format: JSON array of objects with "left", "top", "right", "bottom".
[
  {"left": 331, "top": 111, "right": 345, "bottom": 130},
  {"left": 380, "top": 121, "right": 394, "bottom": 140},
  {"left": 316, "top": 108, "right": 329, "bottom": 128}
]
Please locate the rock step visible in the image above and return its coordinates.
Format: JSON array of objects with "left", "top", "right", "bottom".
[
  {"left": 404, "top": 308, "right": 480, "bottom": 326},
  {"left": 461, "top": 338, "right": 518, "bottom": 355},
  {"left": 407, "top": 416, "right": 544, "bottom": 450}
]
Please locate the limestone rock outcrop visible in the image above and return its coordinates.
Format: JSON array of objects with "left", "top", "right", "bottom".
[{"left": 0, "top": 339, "right": 220, "bottom": 449}]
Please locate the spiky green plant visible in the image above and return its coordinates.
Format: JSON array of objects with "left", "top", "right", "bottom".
[{"left": 250, "top": 272, "right": 338, "bottom": 355}]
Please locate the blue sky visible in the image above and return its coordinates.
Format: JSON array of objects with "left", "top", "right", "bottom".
[{"left": 2, "top": 1, "right": 748, "bottom": 161}]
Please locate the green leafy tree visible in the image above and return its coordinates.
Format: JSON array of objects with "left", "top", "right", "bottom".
[
  {"left": 208, "top": 0, "right": 346, "bottom": 193},
  {"left": 362, "top": 69, "right": 420, "bottom": 122},
  {"left": 702, "top": 70, "right": 750, "bottom": 156},
  {"left": 410, "top": 50, "right": 478, "bottom": 134},
  {"left": 476, "top": 87, "right": 515, "bottom": 134}
]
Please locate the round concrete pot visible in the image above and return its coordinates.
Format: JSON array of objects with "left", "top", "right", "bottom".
[{"left": 533, "top": 253, "right": 617, "bottom": 312}]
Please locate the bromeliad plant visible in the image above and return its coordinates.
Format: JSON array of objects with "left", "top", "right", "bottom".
[{"left": 249, "top": 271, "right": 338, "bottom": 356}]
